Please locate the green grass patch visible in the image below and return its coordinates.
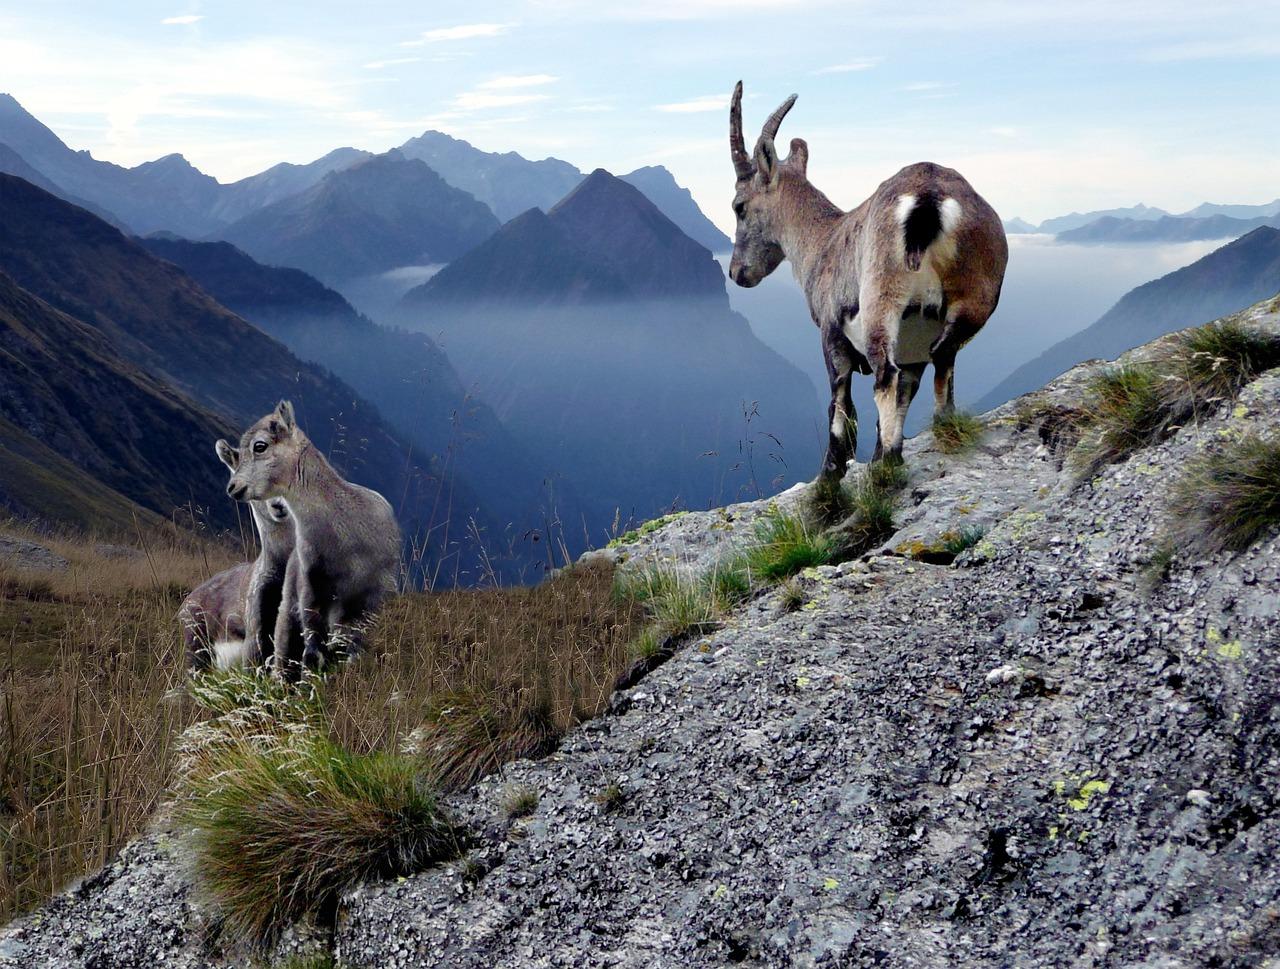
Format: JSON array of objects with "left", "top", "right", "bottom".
[
  {"left": 1168, "top": 434, "right": 1280, "bottom": 553},
  {"left": 1073, "top": 365, "right": 1173, "bottom": 472},
  {"left": 503, "top": 785, "right": 539, "bottom": 819},
  {"left": 742, "top": 508, "right": 836, "bottom": 582},
  {"left": 613, "top": 565, "right": 718, "bottom": 640},
  {"left": 931, "top": 411, "right": 986, "bottom": 454}
]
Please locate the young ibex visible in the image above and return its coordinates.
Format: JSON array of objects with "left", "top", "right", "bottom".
[
  {"left": 178, "top": 469, "right": 294, "bottom": 671},
  {"left": 225, "top": 401, "right": 400, "bottom": 676},
  {"left": 728, "top": 82, "right": 1008, "bottom": 474}
]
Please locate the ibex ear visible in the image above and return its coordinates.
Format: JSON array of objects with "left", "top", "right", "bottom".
[
  {"left": 787, "top": 138, "right": 809, "bottom": 176},
  {"left": 754, "top": 138, "right": 780, "bottom": 188},
  {"left": 215, "top": 439, "right": 239, "bottom": 471},
  {"left": 275, "top": 400, "right": 296, "bottom": 433}
]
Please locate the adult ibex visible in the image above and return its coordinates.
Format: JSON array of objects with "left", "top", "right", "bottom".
[
  {"left": 727, "top": 82, "right": 1008, "bottom": 474},
  {"left": 225, "top": 401, "right": 400, "bottom": 676}
]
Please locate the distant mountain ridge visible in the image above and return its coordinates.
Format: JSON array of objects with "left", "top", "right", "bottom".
[
  {"left": 213, "top": 151, "right": 501, "bottom": 285},
  {"left": 0, "top": 94, "right": 730, "bottom": 281},
  {"left": 1056, "top": 212, "right": 1280, "bottom": 244},
  {"left": 974, "top": 227, "right": 1280, "bottom": 411}
]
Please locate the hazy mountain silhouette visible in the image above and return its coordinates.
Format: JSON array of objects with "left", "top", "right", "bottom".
[
  {"left": 620, "top": 166, "right": 732, "bottom": 252},
  {"left": 396, "top": 130, "right": 583, "bottom": 222},
  {"left": 141, "top": 235, "right": 584, "bottom": 570},
  {"left": 1036, "top": 203, "right": 1169, "bottom": 235},
  {"left": 402, "top": 169, "right": 819, "bottom": 529},
  {"left": 0, "top": 93, "right": 224, "bottom": 236},
  {"left": 976, "top": 227, "right": 1280, "bottom": 411},
  {"left": 209, "top": 147, "right": 372, "bottom": 225},
  {"left": 1056, "top": 213, "right": 1280, "bottom": 244},
  {"left": 0, "top": 173, "right": 507, "bottom": 579},
  {"left": 214, "top": 151, "right": 500, "bottom": 285}
]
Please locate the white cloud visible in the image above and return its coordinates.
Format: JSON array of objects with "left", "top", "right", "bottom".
[
  {"left": 401, "top": 23, "right": 510, "bottom": 46},
  {"left": 454, "top": 91, "right": 549, "bottom": 110},
  {"left": 364, "top": 57, "right": 421, "bottom": 70},
  {"left": 478, "top": 74, "right": 558, "bottom": 89},
  {"left": 161, "top": 14, "right": 203, "bottom": 25},
  {"left": 813, "top": 59, "right": 880, "bottom": 74},
  {"left": 655, "top": 95, "right": 725, "bottom": 113},
  {"left": 1144, "top": 36, "right": 1280, "bottom": 61}
]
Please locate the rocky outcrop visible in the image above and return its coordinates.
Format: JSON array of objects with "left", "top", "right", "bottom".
[{"left": 5, "top": 297, "right": 1280, "bottom": 968}]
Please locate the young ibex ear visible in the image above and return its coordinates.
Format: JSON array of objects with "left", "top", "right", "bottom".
[
  {"left": 215, "top": 439, "right": 239, "bottom": 471},
  {"left": 754, "top": 138, "right": 780, "bottom": 188},
  {"left": 787, "top": 138, "right": 809, "bottom": 176},
  {"left": 275, "top": 400, "right": 296, "bottom": 433}
]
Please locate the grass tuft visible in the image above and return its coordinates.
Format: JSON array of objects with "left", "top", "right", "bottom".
[
  {"left": 931, "top": 411, "right": 986, "bottom": 454},
  {"left": 614, "top": 565, "right": 718, "bottom": 641},
  {"left": 777, "top": 579, "right": 806, "bottom": 612},
  {"left": 1168, "top": 434, "right": 1280, "bottom": 554},
  {"left": 1073, "top": 366, "right": 1173, "bottom": 472},
  {"left": 176, "top": 680, "right": 459, "bottom": 945},
  {"left": 503, "top": 785, "right": 540, "bottom": 819},
  {"left": 1172, "top": 320, "right": 1280, "bottom": 404},
  {"left": 743, "top": 508, "right": 836, "bottom": 582},
  {"left": 594, "top": 780, "right": 624, "bottom": 811}
]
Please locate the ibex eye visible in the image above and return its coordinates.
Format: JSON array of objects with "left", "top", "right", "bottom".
[{"left": 252, "top": 440, "right": 268, "bottom": 454}]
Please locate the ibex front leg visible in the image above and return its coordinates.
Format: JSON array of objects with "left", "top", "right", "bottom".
[{"left": 820, "top": 320, "right": 859, "bottom": 481}]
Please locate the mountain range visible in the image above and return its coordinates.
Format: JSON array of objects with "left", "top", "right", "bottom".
[
  {"left": 975, "top": 226, "right": 1280, "bottom": 410},
  {"left": 1005, "top": 198, "right": 1280, "bottom": 241},
  {"left": 213, "top": 151, "right": 501, "bottom": 286}
]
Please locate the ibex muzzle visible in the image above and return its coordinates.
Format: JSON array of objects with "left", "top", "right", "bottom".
[{"left": 727, "top": 81, "right": 1008, "bottom": 470}]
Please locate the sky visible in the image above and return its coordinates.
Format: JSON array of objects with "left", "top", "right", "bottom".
[{"left": 1, "top": 0, "right": 1278, "bottom": 229}]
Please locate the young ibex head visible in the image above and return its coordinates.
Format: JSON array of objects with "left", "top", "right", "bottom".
[
  {"left": 215, "top": 437, "right": 291, "bottom": 521},
  {"left": 728, "top": 80, "right": 803, "bottom": 288},
  {"left": 224, "top": 400, "right": 306, "bottom": 504}
]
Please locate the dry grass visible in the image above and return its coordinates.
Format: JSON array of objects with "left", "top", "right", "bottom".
[
  {"left": 931, "top": 411, "right": 986, "bottom": 454},
  {"left": 0, "top": 523, "right": 644, "bottom": 925},
  {"left": 1168, "top": 434, "right": 1280, "bottom": 554}
]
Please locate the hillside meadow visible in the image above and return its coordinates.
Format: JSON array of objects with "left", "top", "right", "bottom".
[{"left": 0, "top": 520, "right": 644, "bottom": 922}]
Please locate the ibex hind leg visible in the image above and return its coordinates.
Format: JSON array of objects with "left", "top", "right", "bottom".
[{"left": 930, "top": 307, "right": 989, "bottom": 418}]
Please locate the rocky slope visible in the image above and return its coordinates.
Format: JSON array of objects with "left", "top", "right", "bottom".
[{"left": 4, "top": 296, "right": 1280, "bottom": 968}]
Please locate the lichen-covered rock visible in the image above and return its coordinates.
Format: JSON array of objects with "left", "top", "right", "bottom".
[{"left": 6, "top": 298, "right": 1280, "bottom": 968}]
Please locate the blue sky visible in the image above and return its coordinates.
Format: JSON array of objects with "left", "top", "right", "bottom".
[{"left": 1, "top": 0, "right": 1277, "bottom": 228}]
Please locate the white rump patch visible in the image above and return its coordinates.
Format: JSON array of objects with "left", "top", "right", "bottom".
[
  {"left": 940, "top": 197, "right": 963, "bottom": 234},
  {"left": 213, "top": 639, "right": 251, "bottom": 669},
  {"left": 895, "top": 194, "right": 918, "bottom": 224}
]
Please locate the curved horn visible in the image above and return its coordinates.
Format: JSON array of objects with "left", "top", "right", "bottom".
[
  {"left": 759, "top": 94, "right": 797, "bottom": 146},
  {"left": 729, "top": 80, "right": 753, "bottom": 179}
]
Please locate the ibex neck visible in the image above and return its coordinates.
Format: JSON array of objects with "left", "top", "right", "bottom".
[
  {"left": 281, "top": 438, "right": 345, "bottom": 518},
  {"left": 776, "top": 179, "right": 844, "bottom": 288}
]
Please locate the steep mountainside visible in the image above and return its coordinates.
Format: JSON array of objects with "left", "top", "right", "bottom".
[
  {"left": 1057, "top": 212, "right": 1280, "bottom": 244},
  {"left": 214, "top": 151, "right": 500, "bottom": 284},
  {"left": 620, "top": 166, "right": 732, "bottom": 252},
  {"left": 140, "top": 236, "right": 583, "bottom": 567},
  {"left": 976, "top": 227, "right": 1280, "bottom": 411},
  {"left": 0, "top": 94, "right": 222, "bottom": 236},
  {"left": 401, "top": 170, "right": 819, "bottom": 527},
  {"left": 0, "top": 271, "right": 235, "bottom": 529},
  {"left": 396, "top": 130, "right": 584, "bottom": 222},
  {"left": 8, "top": 297, "right": 1280, "bottom": 968},
  {"left": 0, "top": 174, "right": 501, "bottom": 576}
]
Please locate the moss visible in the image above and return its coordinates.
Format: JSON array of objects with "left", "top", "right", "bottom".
[{"left": 606, "top": 512, "right": 689, "bottom": 548}]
